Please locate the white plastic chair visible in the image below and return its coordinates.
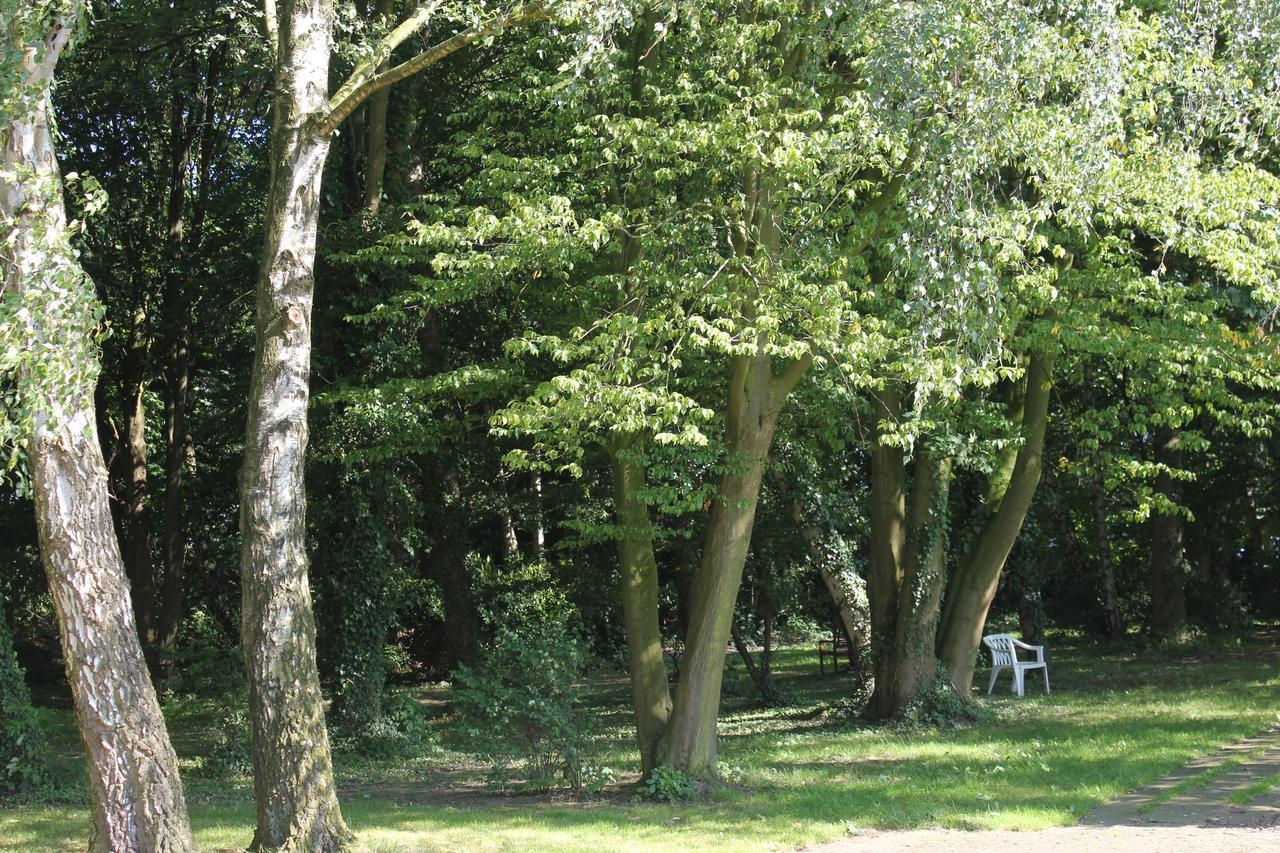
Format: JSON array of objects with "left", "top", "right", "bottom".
[{"left": 983, "top": 633, "right": 1049, "bottom": 697}]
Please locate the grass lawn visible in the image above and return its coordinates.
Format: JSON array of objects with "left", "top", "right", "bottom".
[{"left": 3, "top": 632, "right": 1278, "bottom": 851}]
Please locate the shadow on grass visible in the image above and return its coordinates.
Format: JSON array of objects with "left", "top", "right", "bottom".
[{"left": 4, "top": 634, "right": 1279, "bottom": 851}]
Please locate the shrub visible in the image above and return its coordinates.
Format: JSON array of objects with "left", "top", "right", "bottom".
[
  {"left": 451, "top": 589, "right": 594, "bottom": 791},
  {"left": 166, "top": 610, "right": 245, "bottom": 699},
  {"left": 332, "top": 686, "right": 436, "bottom": 760},
  {"left": 1187, "top": 572, "right": 1250, "bottom": 636},
  {"left": 640, "top": 764, "right": 698, "bottom": 801},
  {"left": 898, "top": 669, "right": 985, "bottom": 729},
  {"left": 0, "top": 598, "right": 50, "bottom": 793},
  {"left": 204, "top": 704, "right": 253, "bottom": 778}
]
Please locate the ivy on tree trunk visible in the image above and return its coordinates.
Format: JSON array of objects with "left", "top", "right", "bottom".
[{"left": 1, "top": 6, "right": 193, "bottom": 848}]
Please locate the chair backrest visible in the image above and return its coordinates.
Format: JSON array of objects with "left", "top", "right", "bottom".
[{"left": 983, "top": 633, "right": 1017, "bottom": 667}]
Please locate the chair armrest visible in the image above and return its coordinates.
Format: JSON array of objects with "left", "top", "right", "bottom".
[{"left": 1011, "top": 638, "right": 1046, "bottom": 662}]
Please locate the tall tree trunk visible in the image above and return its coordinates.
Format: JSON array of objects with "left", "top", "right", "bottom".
[
  {"left": 1044, "top": 458, "right": 1116, "bottom": 637},
  {"left": 609, "top": 436, "right": 672, "bottom": 777},
  {"left": 157, "top": 71, "right": 200, "bottom": 678},
  {"left": 1148, "top": 426, "right": 1186, "bottom": 638},
  {"left": 238, "top": 0, "right": 351, "bottom": 846},
  {"left": 361, "top": 0, "right": 393, "bottom": 213},
  {"left": 1018, "top": 588, "right": 1046, "bottom": 648},
  {"left": 866, "top": 388, "right": 906, "bottom": 715},
  {"left": 655, "top": 120, "right": 815, "bottom": 774},
  {"left": 422, "top": 456, "right": 481, "bottom": 674},
  {"left": 157, "top": 307, "right": 190, "bottom": 678},
  {"left": 784, "top": 492, "right": 870, "bottom": 675},
  {"left": 118, "top": 305, "right": 156, "bottom": 662},
  {"left": 1092, "top": 471, "right": 1123, "bottom": 639},
  {"left": 870, "top": 451, "right": 952, "bottom": 718},
  {"left": 417, "top": 311, "right": 480, "bottom": 675},
  {"left": 1, "top": 12, "right": 193, "bottom": 848},
  {"left": 499, "top": 484, "right": 520, "bottom": 560},
  {"left": 29, "top": 413, "right": 194, "bottom": 851},
  {"left": 660, "top": 417, "right": 771, "bottom": 777},
  {"left": 670, "top": 512, "right": 700, "bottom": 646},
  {"left": 238, "top": 1, "right": 532, "bottom": 840},
  {"left": 531, "top": 470, "right": 546, "bottom": 562},
  {"left": 937, "top": 350, "right": 1054, "bottom": 693},
  {"left": 659, "top": 347, "right": 808, "bottom": 777},
  {"left": 1079, "top": 366, "right": 1123, "bottom": 640},
  {"left": 761, "top": 597, "right": 774, "bottom": 677}
]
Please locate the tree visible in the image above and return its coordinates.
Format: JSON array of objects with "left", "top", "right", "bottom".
[
  {"left": 865, "top": 388, "right": 955, "bottom": 718},
  {"left": 935, "top": 350, "right": 1053, "bottom": 692},
  {"left": 410, "top": 0, "right": 1137, "bottom": 771},
  {"left": 0, "top": 2, "right": 193, "bottom": 848},
  {"left": 237, "top": 0, "right": 544, "bottom": 845},
  {"left": 930, "top": 0, "right": 1280, "bottom": 690},
  {"left": 53, "top": 0, "right": 262, "bottom": 680}
]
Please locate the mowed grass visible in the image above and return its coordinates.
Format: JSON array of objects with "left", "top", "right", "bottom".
[{"left": 3, "top": 632, "right": 1278, "bottom": 851}]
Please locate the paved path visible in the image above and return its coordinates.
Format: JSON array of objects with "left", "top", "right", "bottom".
[
  {"left": 808, "top": 826, "right": 1278, "bottom": 852},
  {"left": 1081, "top": 723, "right": 1280, "bottom": 828},
  {"left": 809, "top": 724, "right": 1280, "bottom": 852}
]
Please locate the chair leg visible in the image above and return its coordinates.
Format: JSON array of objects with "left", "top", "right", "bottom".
[
  {"left": 1043, "top": 666, "right": 1050, "bottom": 695},
  {"left": 1014, "top": 668, "right": 1024, "bottom": 697},
  {"left": 987, "top": 666, "right": 1001, "bottom": 695}
]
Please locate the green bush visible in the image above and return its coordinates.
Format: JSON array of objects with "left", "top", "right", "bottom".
[
  {"left": 166, "top": 610, "right": 245, "bottom": 699},
  {"left": 897, "top": 669, "right": 985, "bottom": 729},
  {"left": 640, "top": 764, "right": 698, "bottom": 801},
  {"left": 451, "top": 590, "right": 595, "bottom": 791},
  {"left": 0, "top": 598, "right": 50, "bottom": 793},
  {"left": 204, "top": 704, "right": 253, "bottom": 778},
  {"left": 332, "top": 687, "right": 436, "bottom": 760}
]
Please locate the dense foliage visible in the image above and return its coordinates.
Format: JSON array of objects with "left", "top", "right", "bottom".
[
  {"left": 1, "top": 0, "right": 1278, "bottom": 828},
  {"left": 452, "top": 587, "right": 596, "bottom": 790}
]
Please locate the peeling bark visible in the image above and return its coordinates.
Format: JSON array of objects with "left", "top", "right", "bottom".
[
  {"left": 238, "top": 0, "right": 350, "bottom": 847},
  {"left": 240, "top": 1, "right": 533, "bottom": 840},
  {"left": 1, "top": 12, "right": 193, "bottom": 850}
]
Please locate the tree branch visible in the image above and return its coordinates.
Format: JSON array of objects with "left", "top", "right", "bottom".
[
  {"left": 841, "top": 137, "right": 927, "bottom": 261},
  {"left": 263, "top": 0, "right": 278, "bottom": 61},
  {"left": 323, "top": 0, "right": 443, "bottom": 121},
  {"left": 770, "top": 351, "right": 814, "bottom": 412},
  {"left": 314, "top": 2, "right": 542, "bottom": 139}
]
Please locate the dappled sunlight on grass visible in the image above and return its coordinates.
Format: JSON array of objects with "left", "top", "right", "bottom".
[{"left": 4, "top": 634, "right": 1278, "bottom": 850}]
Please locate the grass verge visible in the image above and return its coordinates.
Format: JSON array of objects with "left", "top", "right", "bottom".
[{"left": 3, "top": 633, "right": 1279, "bottom": 851}]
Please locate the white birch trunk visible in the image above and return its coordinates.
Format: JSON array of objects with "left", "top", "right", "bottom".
[
  {"left": 0, "top": 9, "right": 193, "bottom": 851},
  {"left": 238, "top": 0, "right": 351, "bottom": 847}
]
